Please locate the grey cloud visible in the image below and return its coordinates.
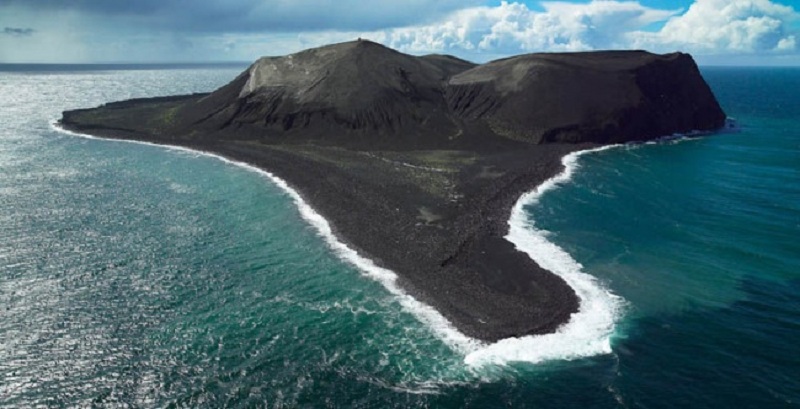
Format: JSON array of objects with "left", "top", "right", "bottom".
[
  {"left": 0, "top": 0, "right": 480, "bottom": 33},
  {"left": 3, "top": 27, "right": 35, "bottom": 36}
]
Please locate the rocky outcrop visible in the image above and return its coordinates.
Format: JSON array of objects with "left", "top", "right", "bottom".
[
  {"left": 160, "top": 41, "right": 725, "bottom": 149},
  {"left": 61, "top": 41, "right": 726, "bottom": 150},
  {"left": 446, "top": 50, "right": 726, "bottom": 144},
  {"left": 172, "top": 41, "right": 474, "bottom": 147}
]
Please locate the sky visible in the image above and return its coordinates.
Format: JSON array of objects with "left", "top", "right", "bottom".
[{"left": 1, "top": 0, "right": 799, "bottom": 65}]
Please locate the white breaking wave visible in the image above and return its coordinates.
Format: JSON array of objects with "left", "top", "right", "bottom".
[
  {"left": 464, "top": 145, "right": 625, "bottom": 366},
  {"left": 51, "top": 121, "right": 624, "bottom": 367},
  {"left": 50, "top": 122, "right": 483, "bottom": 355}
]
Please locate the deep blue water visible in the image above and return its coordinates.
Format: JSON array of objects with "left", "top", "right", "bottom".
[
  {"left": 1, "top": 64, "right": 798, "bottom": 408},
  {"left": 525, "top": 67, "right": 800, "bottom": 408}
]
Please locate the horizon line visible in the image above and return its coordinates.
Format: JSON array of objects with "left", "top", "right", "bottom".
[{"left": 2, "top": 61, "right": 800, "bottom": 68}]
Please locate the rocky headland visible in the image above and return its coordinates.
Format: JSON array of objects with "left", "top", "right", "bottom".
[{"left": 60, "top": 40, "right": 726, "bottom": 342}]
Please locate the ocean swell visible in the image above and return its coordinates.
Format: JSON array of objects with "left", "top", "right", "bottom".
[{"left": 52, "top": 121, "right": 623, "bottom": 368}]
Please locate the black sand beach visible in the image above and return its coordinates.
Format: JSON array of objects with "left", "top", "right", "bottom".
[{"left": 59, "top": 40, "right": 725, "bottom": 342}]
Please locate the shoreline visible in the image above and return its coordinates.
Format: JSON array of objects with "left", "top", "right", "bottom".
[
  {"left": 54, "top": 44, "right": 728, "bottom": 347},
  {"left": 56, "top": 114, "right": 586, "bottom": 344},
  {"left": 51, "top": 121, "right": 624, "bottom": 366},
  {"left": 467, "top": 146, "right": 626, "bottom": 365},
  {"left": 51, "top": 122, "right": 483, "bottom": 353}
]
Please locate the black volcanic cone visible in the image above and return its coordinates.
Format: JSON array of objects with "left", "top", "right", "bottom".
[{"left": 178, "top": 41, "right": 476, "bottom": 148}]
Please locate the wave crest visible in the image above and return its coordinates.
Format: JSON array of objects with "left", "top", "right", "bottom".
[{"left": 464, "top": 146, "right": 625, "bottom": 366}]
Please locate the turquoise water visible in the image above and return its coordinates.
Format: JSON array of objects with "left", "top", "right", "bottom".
[
  {"left": 526, "top": 67, "right": 800, "bottom": 407},
  {"left": 1, "top": 65, "right": 798, "bottom": 407}
]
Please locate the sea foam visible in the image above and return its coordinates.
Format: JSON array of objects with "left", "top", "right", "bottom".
[
  {"left": 52, "top": 121, "right": 623, "bottom": 367},
  {"left": 50, "top": 122, "right": 482, "bottom": 354},
  {"left": 464, "top": 145, "right": 624, "bottom": 366}
]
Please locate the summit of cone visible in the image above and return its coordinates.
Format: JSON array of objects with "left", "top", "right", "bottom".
[
  {"left": 179, "top": 40, "right": 476, "bottom": 142},
  {"left": 239, "top": 40, "right": 473, "bottom": 104}
]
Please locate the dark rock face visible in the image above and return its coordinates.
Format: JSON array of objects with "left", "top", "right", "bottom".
[
  {"left": 446, "top": 51, "right": 726, "bottom": 144},
  {"left": 176, "top": 41, "right": 474, "bottom": 147},
  {"left": 161, "top": 41, "right": 724, "bottom": 150},
  {"left": 58, "top": 40, "right": 727, "bottom": 343}
]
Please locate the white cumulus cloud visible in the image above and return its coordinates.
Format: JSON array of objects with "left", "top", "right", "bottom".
[
  {"left": 2, "top": 0, "right": 799, "bottom": 63},
  {"left": 365, "top": 0, "right": 799, "bottom": 60},
  {"left": 373, "top": 1, "right": 680, "bottom": 56},
  {"left": 631, "top": 0, "right": 799, "bottom": 53}
]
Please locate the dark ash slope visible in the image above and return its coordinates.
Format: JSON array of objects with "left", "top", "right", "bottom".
[{"left": 60, "top": 40, "right": 726, "bottom": 342}]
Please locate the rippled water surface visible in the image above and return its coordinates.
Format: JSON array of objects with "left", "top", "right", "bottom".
[{"left": 1, "top": 65, "right": 798, "bottom": 407}]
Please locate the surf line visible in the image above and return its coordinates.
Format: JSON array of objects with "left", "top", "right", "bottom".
[
  {"left": 50, "top": 122, "right": 481, "bottom": 353},
  {"left": 51, "top": 121, "right": 623, "bottom": 367},
  {"left": 465, "top": 145, "right": 626, "bottom": 366},
  {"left": 470, "top": 132, "right": 720, "bottom": 365}
]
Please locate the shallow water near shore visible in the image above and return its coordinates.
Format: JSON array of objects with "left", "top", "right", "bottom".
[{"left": 1, "top": 64, "right": 798, "bottom": 407}]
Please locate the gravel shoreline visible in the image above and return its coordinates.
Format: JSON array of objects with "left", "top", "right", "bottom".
[{"left": 57, "top": 121, "right": 585, "bottom": 342}]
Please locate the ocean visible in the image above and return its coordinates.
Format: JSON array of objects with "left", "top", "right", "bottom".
[{"left": 1, "top": 64, "right": 797, "bottom": 408}]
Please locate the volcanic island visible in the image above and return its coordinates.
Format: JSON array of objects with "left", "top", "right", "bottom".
[{"left": 59, "top": 40, "right": 726, "bottom": 342}]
